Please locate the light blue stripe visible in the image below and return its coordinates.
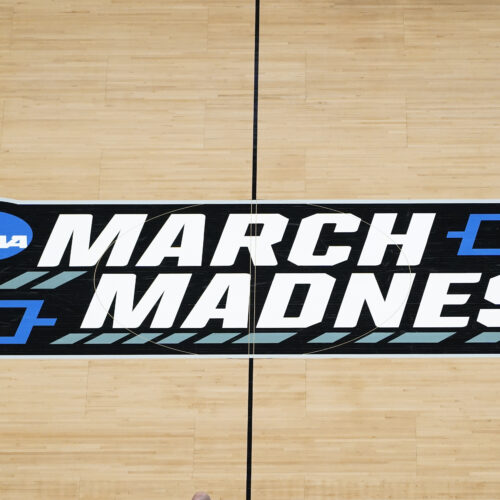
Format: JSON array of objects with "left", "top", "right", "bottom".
[
  {"left": 51, "top": 333, "right": 91, "bottom": 344},
  {"left": 86, "top": 333, "right": 128, "bottom": 344},
  {"left": 124, "top": 333, "right": 163, "bottom": 344},
  {"left": 0, "top": 271, "right": 49, "bottom": 289},
  {"left": 32, "top": 271, "right": 87, "bottom": 289},
  {"left": 233, "top": 332, "right": 295, "bottom": 344},
  {"left": 467, "top": 332, "right": 500, "bottom": 343},
  {"left": 158, "top": 333, "right": 196, "bottom": 344},
  {"left": 390, "top": 331, "right": 455, "bottom": 343},
  {"left": 196, "top": 333, "right": 240, "bottom": 344},
  {"left": 308, "top": 332, "right": 350, "bottom": 343},
  {"left": 356, "top": 331, "right": 394, "bottom": 343}
]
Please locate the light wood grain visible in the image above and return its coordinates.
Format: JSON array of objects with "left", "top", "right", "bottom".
[
  {"left": 258, "top": 1, "right": 500, "bottom": 199},
  {"left": 253, "top": 359, "right": 500, "bottom": 500},
  {"left": 2, "top": 0, "right": 500, "bottom": 499},
  {"left": 0, "top": 0, "right": 253, "bottom": 200},
  {"left": 0, "top": 360, "right": 247, "bottom": 500}
]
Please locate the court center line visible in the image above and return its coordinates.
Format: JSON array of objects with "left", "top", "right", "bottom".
[{"left": 247, "top": 0, "right": 260, "bottom": 497}]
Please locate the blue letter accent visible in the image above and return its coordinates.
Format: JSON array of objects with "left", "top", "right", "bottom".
[
  {"left": 0, "top": 300, "right": 57, "bottom": 344},
  {"left": 447, "top": 214, "right": 500, "bottom": 256}
]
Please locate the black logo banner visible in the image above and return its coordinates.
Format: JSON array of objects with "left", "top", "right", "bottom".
[{"left": 1, "top": 199, "right": 499, "bottom": 356}]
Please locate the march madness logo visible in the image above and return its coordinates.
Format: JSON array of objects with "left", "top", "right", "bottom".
[{"left": 0, "top": 200, "right": 499, "bottom": 356}]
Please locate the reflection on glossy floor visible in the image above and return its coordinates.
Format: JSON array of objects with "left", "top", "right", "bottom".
[{"left": 1, "top": 0, "right": 500, "bottom": 499}]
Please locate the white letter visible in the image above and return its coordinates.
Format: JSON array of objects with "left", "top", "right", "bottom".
[
  {"left": 211, "top": 214, "right": 288, "bottom": 266},
  {"left": 414, "top": 273, "right": 481, "bottom": 327},
  {"left": 182, "top": 274, "right": 250, "bottom": 328},
  {"left": 477, "top": 275, "right": 500, "bottom": 327},
  {"left": 81, "top": 274, "right": 191, "bottom": 328},
  {"left": 358, "top": 213, "right": 435, "bottom": 266},
  {"left": 288, "top": 213, "right": 360, "bottom": 266},
  {"left": 39, "top": 214, "right": 147, "bottom": 267},
  {"left": 335, "top": 273, "right": 415, "bottom": 328},
  {"left": 137, "top": 214, "right": 205, "bottom": 266},
  {"left": 257, "top": 273, "right": 335, "bottom": 328}
]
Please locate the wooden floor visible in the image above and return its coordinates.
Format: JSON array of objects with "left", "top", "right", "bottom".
[{"left": 1, "top": 0, "right": 500, "bottom": 499}]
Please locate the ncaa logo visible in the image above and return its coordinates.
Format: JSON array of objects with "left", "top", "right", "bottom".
[{"left": 0, "top": 212, "right": 33, "bottom": 260}]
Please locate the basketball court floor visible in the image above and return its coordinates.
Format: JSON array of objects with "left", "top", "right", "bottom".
[{"left": 1, "top": 0, "right": 500, "bottom": 499}]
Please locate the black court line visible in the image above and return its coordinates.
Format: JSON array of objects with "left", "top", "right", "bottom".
[
  {"left": 246, "top": 354, "right": 254, "bottom": 500},
  {"left": 247, "top": 0, "right": 260, "bottom": 498},
  {"left": 251, "top": 0, "right": 260, "bottom": 202}
]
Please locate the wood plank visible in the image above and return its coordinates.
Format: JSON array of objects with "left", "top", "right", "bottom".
[
  {"left": 0, "top": 360, "right": 248, "bottom": 500},
  {"left": 254, "top": 359, "right": 500, "bottom": 499},
  {"left": 0, "top": 0, "right": 253, "bottom": 200},
  {"left": 258, "top": 1, "right": 500, "bottom": 199}
]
